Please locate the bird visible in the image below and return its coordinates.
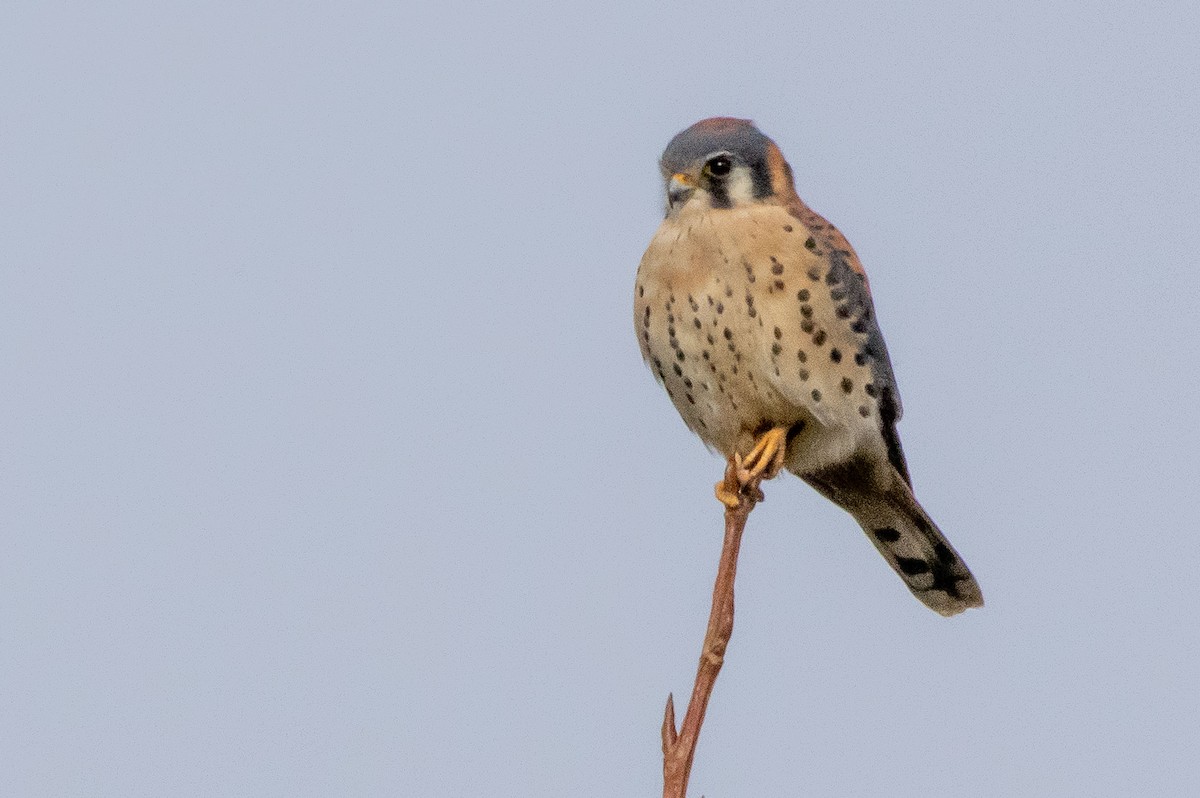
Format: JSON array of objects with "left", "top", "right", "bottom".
[{"left": 634, "top": 117, "right": 982, "bottom": 616}]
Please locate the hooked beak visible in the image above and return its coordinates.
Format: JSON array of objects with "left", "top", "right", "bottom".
[{"left": 667, "top": 172, "right": 696, "bottom": 208}]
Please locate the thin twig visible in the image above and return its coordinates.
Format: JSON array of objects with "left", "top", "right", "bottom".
[{"left": 661, "top": 480, "right": 759, "bottom": 798}]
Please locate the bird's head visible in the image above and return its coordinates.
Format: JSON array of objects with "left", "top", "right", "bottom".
[{"left": 659, "top": 117, "right": 797, "bottom": 216}]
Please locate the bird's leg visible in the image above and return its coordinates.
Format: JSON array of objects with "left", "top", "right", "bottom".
[{"left": 714, "top": 425, "right": 790, "bottom": 509}]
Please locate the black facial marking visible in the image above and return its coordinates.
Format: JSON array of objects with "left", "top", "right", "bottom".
[
  {"left": 749, "top": 159, "right": 773, "bottom": 199},
  {"left": 708, "top": 180, "right": 731, "bottom": 208}
]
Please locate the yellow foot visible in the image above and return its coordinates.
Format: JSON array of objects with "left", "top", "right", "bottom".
[{"left": 713, "top": 426, "right": 790, "bottom": 509}]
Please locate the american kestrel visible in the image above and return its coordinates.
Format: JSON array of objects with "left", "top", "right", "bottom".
[{"left": 635, "top": 118, "right": 982, "bottom": 616}]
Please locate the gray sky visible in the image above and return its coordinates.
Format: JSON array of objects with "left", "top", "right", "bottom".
[{"left": 4, "top": 1, "right": 1199, "bottom": 795}]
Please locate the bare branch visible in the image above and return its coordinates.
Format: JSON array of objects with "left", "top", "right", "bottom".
[{"left": 660, "top": 472, "right": 762, "bottom": 798}]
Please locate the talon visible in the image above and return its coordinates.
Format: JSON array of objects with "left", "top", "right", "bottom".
[
  {"left": 714, "top": 425, "right": 790, "bottom": 508},
  {"left": 714, "top": 480, "right": 742, "bottom": 509},
  {"left": 739, "top": 426, "right": 789, "bottom": 483},
  {"left": 715, "top": 460, "right": 744, "bottom": 509}
]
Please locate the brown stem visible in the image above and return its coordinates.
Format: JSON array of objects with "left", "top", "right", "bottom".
[{"left": 661, "top": 483, "right": 758, "bottom": 798}]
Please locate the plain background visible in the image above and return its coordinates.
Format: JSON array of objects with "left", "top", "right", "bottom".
[{"left": 4, "top": 2, "right": 1199, "bottom": 795}]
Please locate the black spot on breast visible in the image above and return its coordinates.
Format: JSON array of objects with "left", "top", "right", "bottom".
[
  {"left": 800, "top": 305, "right": 813, "bottom": 318},
  {"left": 811, "top": 389, "right": 821, "bottom": 402},
  {"left": 784, "top": 224, "right": 794, "bottom": 233},
  {"left": 829, "top": 348, "right": 842, "bottom": 363},
  {"left": 673, "top": 363, "right": 682, "bottom": 376},
  {"left": 796, "top": 350, "right": 807, "bottom": 362},
  {"left": 855, "top": 352, "right": 868, "bottom": 366},
  {"left": 801, "top": 320, "right": 814, "bottom": 333},
  {"left": 799, "top": 368, "right": 809, "bottom": 380},
  {"left": 874, "top": 527, "right": 901, "bottom": 543},
  {"left": 858, "top": 405, "right": 870, "bottom": 417},
  {"left": 773, "top": 327, "right": 782, "bottom": 339},
  {"left": 772, "top": 342, "right": 782, "bottom": 355},
  {"left": 693, "top": 318, "right": 702, "bottom": 329},
  {"left": 897, "top": 557, "right": 931, "bottom": 576},
  {"left": 841, "top": 377, "right": 853, "bottom": 393},
  {"left": 771, "top": 261, "right": 784, "bottom": 275},
  {"left": 796, "top": 289, "right": 810, "bottom": 301},
  {"left": 723, "top": 327, "right": 732, "bottom": 340},
  {"left": 676, "top": 350, "right": 685, "bottom": 361},
  {"left": 864, "top": 383, "right": 878, "bottom": 397},
  {"left": 804, "top": 237, "right": 816, "bottom": 250},
  {"left": 812, "top": 329, "right": 827, "bottom": 346},
  {"left": 773, "top": 279, "right": 785, "bottom": 290}
]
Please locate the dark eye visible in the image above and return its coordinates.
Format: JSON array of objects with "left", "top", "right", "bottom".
[{"left": 706, "top": 155, "right": 732, "bottom": 177}]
